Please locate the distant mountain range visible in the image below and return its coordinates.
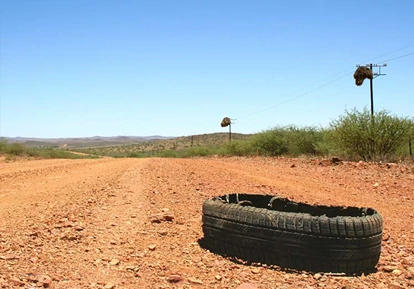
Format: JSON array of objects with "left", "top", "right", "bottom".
[{"left": 2, "top": 135, "right": 174, "bottom": 148}]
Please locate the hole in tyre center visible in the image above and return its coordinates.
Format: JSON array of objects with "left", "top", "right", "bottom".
[{"left": 219, "top": 193, "right": 377, "bottom": 218}]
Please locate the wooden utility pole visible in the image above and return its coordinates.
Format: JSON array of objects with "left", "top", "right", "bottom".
[
  {"left": 369, "top": 64, "right": 374, "bottom": 116},
  {"left": 356, "top": 63, "right": 387, "bottom": 116},
  {"left": 220, "top": 117, "right": 233, "bottom": 143}
]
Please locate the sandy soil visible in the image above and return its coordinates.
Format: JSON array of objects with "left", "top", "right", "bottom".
[{"left": 0, "top": 157, "right": 413, "bottom": 289}]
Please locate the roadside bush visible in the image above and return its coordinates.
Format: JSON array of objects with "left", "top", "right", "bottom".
[
  {"left": 394, "top": 119, "right": 414, "bottom": 160},
  {"left": 0, "top": 141, "right": 25, "bottom": 155},
  {"left": 313, "top": 129, "right": 342, "bottom": 157},
  {"left": 248, "top": 126, "right": 323, "bottom": 157},
  {"left": 222, "top": 140, "right": 256, "bottom": 156},
  {"left": 0, "top": 140, "right": 96, "bottom": 159},
  {"left": 250, "top": 128, "right": 288, "bottom": 156},
  {"left": 157, "top": 150, "right": 179, "bottom": 158},
  {"left": 179, "top": 146, "right": 218, "bottom": 158},
  {"left": 329, "top": 108, "right": 412, "bottom": 161},
  {"left": 283, "top": 125, "right": 323, "bottom": 156}
]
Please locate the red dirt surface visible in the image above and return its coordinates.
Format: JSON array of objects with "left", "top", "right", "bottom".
[{"left": 0, "top": 157, "right": 413, "bottom": 289}]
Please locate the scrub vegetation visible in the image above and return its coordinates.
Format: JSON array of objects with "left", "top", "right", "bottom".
[{"left": 3, "top": 109, "right": 413, "bottom": 162}]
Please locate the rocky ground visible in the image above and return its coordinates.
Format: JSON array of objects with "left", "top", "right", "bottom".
[{"left": 0, "top": 157, "right": 413, "bottom": 289}]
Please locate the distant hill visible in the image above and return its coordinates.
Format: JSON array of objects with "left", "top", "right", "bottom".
[
  {"left": 68, "top": 132, "right": 254, "bottom": 157},
  {"left": 2, "top": 133, "right": 254, "bottom": 151},
  {"left": 3, "top": 135, "right": 174, "bottom": 148}
]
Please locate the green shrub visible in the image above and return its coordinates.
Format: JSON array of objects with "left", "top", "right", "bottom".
[
  {"left": 313, "top": 129, "right": 340, "bottom": 157},
  {"left": 329, "top": 108, "right": 413, "bottom": 161},
  {"left": 222, "top": 140, "right": 256, "bottom": 156},
  {"left": 247, "top": 126, "right": 323, "bottom": 157},
  {"left": 0, "top": 140, "right": 96, "bottom": 159},
  {"left": 157, "top": 150, "right": 179, "bottom": 158},
  {"left": 0, "top": 140, "right": 25, "bottom": 156},
  {"left": 283, "top": 125, "right": 323, "bottom": 156},
  {"left": 250, "top": 128, "right": 288, "bottom": 156},
  {"left": 179, "top": 146, "right": 218, "bottom": 158}
]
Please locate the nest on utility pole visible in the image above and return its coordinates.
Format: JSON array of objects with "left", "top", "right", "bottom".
[
  {"left": 354, "top": 66, "right": 373, "bottom": 86},
  {"left": 221, "top": 117, "right": 231, "bottom": 127}
]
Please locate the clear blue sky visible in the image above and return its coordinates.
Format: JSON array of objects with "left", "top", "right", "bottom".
[{"left": 1, "top": 0, "right": 413, "bottom": 138}]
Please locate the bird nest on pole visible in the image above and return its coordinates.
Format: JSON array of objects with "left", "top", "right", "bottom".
[
  {"left": 221, "top": 117, "right": 231, "bottom": 127},
  {"left": 354, "top": 66, "right": 373, "bottom": 86}
]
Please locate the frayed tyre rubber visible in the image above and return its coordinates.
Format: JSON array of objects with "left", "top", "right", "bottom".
[{"left": 201, "top": 193, "right": 383, "bottom": 274}]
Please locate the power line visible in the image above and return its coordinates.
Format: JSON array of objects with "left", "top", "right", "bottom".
[
  {"left": 216, "top": 43, "right": 414, "bottom": 129},
  {"left": 380, "top": 51, "right": 414, "bottom": 63},
  {"left": 235, "top": 72, "right": 353, "bottom": 120},
  {"left": 363, "top": 43, "right": 414, "bottom": 63},
  {"left": 234, "top": 46, "right": 414, "bottom": 121}
]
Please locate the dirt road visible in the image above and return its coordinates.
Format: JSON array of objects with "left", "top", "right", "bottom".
[{"left": 0, "top": 157, "right": 413, "bottom": 288}]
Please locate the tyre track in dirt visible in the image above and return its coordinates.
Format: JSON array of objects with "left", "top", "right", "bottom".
[{"left": 0, "top": 158, "right": 145, "bottom": 288}]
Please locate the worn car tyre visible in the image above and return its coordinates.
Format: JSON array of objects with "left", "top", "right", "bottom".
[{"left": 202, "top": 193, "right": 383, "bottom": 274}]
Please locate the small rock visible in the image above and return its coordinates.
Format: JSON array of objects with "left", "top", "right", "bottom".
[
  {"left": 373, "top": 182, "right": 379, "bottom": 187},
  {"left": 167, "top": 274, "right": 183, "bottom": 283},
  {"left": 251, "top": 268, "right": 260, "bottom": 274},
  {"left": 149, "top": 212, "right": 175, "bottom": 223},
  {"left": 313, "top": 273, "right": 322, "bottom": 280},
  {"left": 104, "top": 282, "right": 115, "bottom": 289},
  {"left": 392, "top": 269, "right": 402, "bottom": 275},
  {"left": 64, "top": 221, "right": 74, "bottom": 227},
  {"left": 126, "top": 266, "right": 140, "bottom": 272},
  {"left": 1, "top": 254, "right": 19, "bottom": 260},
  {"left": 158, "top": 230, "right": 168, "bottom": 236},
  {"left": 162, "top": 213, "right": 175, "bottom": 221},
  {"left": 9, "top": 277, "right": 24, "bottom": 286},
  {"left": 236, "top": 283, "right": 259, "bottom": 289},
  {"left": 131, "top": 214, "right": 137, "bottom": 218},
  {"left": 388, "top": 282, "right": 405, "bottom": 289},
  {"left": 38, "top": 275, "right": 52, "bottom": 287},
  {"left": 188, "top": 277, "right": 203, "bottom": 285},
  {"left": 331, "top": 157, "right": 341, "bottom": 164},
  {"left": 148, "top": 244, "right": 157, "bottom": 251},
  {"left": 50, "top": 274, "right": 62, "bottom": 282},
  {"left": 109, "top": 259, "right": 120, "bottom": 266},
  {"left": 215, "top": 275, "right": 222, "bottom": 281},
  {"left": 30, "top": 257, "right": 38, "bottom": 263},
  {"left": 383, "top": 265, "right": 398, "bottom": 272},
  {"left": 290, "top": 164, "right": 296, "bottom": 168},
  {"left": 27, "top": 274, "right": 38, "bottom": 282}
]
